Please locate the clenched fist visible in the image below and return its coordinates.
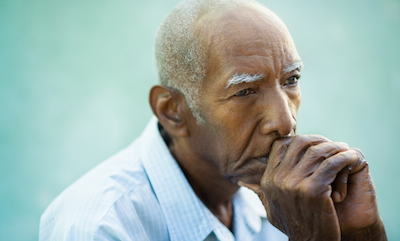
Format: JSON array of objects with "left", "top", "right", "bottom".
[{"left": 240, "top": 135, "right": 387, "bottom": 241}]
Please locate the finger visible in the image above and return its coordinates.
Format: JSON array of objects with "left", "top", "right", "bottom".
[
  {"left": 265, "top": 137, "right": 291, "bottom": 171},
  {"left": 295, "top": 141, "right": 349, "bottom": 177},
  {"left": 311, "top": 149, "right": 363, "bottom": 186},
  {"left": 346, "top": 163, "right": 374, "bottom": 201},
  {"left": 279, "top": 135, "right": 330, "bottom": 171},
  {"left": 348, "top": 148, "right": 367, "bottom": 175},
  {"left": 316, "top": 149, "right": 367, "bottom": 202},
  {"left": 331, "top": 166, "right": 351, "bottom": 203}
]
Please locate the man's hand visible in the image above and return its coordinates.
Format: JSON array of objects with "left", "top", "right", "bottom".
[{"left": 239, "top": 135, "right": 387, "bottom": 241}]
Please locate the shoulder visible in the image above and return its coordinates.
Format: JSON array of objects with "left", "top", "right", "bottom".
[{"left": 39, "top": 140, "right": 165, "bottom": 240}]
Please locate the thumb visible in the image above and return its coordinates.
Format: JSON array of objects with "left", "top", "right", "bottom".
[{"left": 238, "top": 180, "right": 263, "bottom": 195}]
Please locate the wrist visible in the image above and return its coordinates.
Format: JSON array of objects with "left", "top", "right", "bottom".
[{"left": 341, "top": 219, "right": 387, "bottom": 241}]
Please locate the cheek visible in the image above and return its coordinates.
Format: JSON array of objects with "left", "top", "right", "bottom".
[
  {"left": 192, "top": 116, "right": 252, "bottom": 172},
  {"left": 189, "top": 124, "right": 227, "bottom": 164},
  {"left": 196, "top": 99, "right": 261, "bottom": 170},
  {"left": 204, "top": 107, "right": 255, "bottom": 150},
  {"left": 287, "top": 88, "right": 301, "bottom": 116},
  {"left": 296, "top": 88, "right": 302, "bottom": 108}
]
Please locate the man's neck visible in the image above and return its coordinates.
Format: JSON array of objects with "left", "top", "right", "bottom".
[{"left": 168, "top": 137, "right": 239, "bottom": 230}]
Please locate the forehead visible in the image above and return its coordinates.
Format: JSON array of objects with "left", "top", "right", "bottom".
[{"left": 197, "top": 4, "right": 300, "bottom": 85}]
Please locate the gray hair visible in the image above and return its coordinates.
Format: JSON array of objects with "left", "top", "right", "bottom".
[{"left": 154, "top": 0, "right": 260, "bottom": 125}]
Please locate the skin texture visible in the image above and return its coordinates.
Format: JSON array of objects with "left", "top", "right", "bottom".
[{"left": 149, "top": 3, "right": 387, "bottom": 240}]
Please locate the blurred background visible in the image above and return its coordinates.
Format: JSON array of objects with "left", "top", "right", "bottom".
[{"left": 0, "top": 0, "right": 399, "bottom": 240}]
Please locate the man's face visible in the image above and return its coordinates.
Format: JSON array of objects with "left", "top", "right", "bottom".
[{"left": 185, "top": 6, "right": 302, "bottom": 184}]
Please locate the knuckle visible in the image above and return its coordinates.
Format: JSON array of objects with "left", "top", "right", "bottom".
[
  {"left": 304, "top": 145, "right": 320, "bottom": 158},
  {"left": 271, "top": 173, "right": 283, "bottom": 187},
  {"left": 298, "top": 180, "right": 320, "bottom": 198},
  {"left": 304, "top": 142, "right": 351, "bottom": 162},
  {"left": 274, "top": 170, "right": 289, "bottom": 185},
  {"left": 280, "top": 175, "right": 303, "bottom": 195},
  {"left": 292, "top": 134, "right": 331, "bottom": 149},
  {"left": 284, "top": 177, "right": 298, "bottom": 190},
  {"left": 351, "top": 147, "right": 365, "bottom": 160},
  {"left": 304, "top": 145, "right": 327, "bottom": 162},
  {"left": 335, "top": 141, "right": 349, "bottom": 149},
  {"left": 334, "top": 149, "right": 357, "bottom": 163},
  {"left": 348, "top": 149, "right": 359, "bottom": 161},
  {"left": 323, "top": 158, "right": 341, "bottom": 171},
  {"left": 260, "top": 172, "right": 269, "bottom": 186},
  {"left": 307, "top": 134, "right": 331, "bottom": 143},
  {"left": 292, "top": 135, "right": 308, "bottom": 146}
]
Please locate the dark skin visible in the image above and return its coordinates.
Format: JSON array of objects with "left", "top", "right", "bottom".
[{"left": 150, "top": 3, "right": 387, "bottom": 240}]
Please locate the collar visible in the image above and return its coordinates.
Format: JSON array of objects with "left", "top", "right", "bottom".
[
  {"left": 139, "top": 117, "right": 265, "bottom": 240},
  {"left": 140, "top": 117, "right": 212, "bottom": 240},
  {"left": 232, "top": 187, "right": 267, "bottom": 240}
]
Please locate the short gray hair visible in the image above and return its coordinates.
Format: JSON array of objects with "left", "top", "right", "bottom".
[{"left": 154, "top": 0, "right": 259, "bottom": 125}]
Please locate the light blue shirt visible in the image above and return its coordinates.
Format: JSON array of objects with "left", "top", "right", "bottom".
[{"left": 40, "top": 117, "right": 288, "bottom": 241}]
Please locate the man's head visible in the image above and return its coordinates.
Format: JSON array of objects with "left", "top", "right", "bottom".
[
  {"left": 155, "top": 0, "right": 269, "bottom": 125},
  {"left": 150, "top": 0, "right": 302, "bottom": 184}
]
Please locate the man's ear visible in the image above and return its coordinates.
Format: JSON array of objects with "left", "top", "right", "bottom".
[{"left": 149, "top": 85, "right": 190, "bottom": 137}]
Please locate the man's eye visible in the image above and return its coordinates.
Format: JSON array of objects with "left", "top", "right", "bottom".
[
  {"left": 284, "top": 75, "right": 300, "bottom": 86},
  {"left": 234, "top": 89, "right": 253, "bottom": 97}
]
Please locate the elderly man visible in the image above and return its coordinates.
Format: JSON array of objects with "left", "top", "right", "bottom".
[{"left": 40, "top": 0, "right": 387, "bottom": 240}]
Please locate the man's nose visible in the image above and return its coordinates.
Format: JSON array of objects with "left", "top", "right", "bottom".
[{"left": 259, "top": 90, "right": 296, "bottom": 137}]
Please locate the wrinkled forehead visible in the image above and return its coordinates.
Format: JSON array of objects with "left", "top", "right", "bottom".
[{"left": 196, "top": 3, "right": 300, "bottom": 77}]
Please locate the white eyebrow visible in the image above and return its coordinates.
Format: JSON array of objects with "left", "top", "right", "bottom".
[
  {"left": 282, "top": 60, "right": 304, "bottom": 75},
  {"left": 225, "top": 73, "right": 265, "bottom": 89}
]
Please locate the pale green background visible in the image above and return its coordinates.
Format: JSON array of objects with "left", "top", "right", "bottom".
[{"left": 0, "top": 0, "right": 399, "bottom": 240}]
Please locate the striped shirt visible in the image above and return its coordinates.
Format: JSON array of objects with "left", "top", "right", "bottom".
[{"left": 39, "top": 117, "right": 288, "bottom": 241}]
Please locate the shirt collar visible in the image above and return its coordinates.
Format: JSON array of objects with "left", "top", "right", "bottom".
[
  {"left": 139, "top": 117, "right": 266, "bottom": 240},
  {"left": 232, "top": 187, "right": 267, "bottom": 239},
  {"left": 139, "top": 117, "right": 212, "bottom": 240}
]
